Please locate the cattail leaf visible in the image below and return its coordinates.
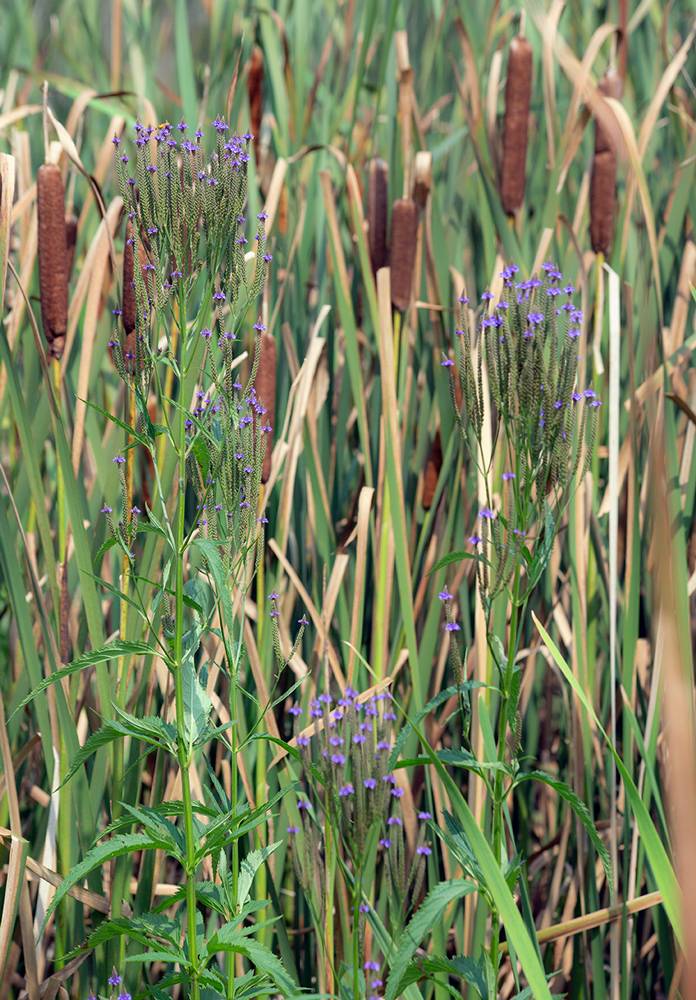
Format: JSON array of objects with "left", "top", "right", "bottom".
[
  {"left": 533, "top": 613, "right": 683, "bottom": 949},
  {"left": 174, "top": 0, "right": 198, "bottom": 131}
]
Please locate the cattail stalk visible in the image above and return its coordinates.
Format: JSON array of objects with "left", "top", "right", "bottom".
[
  {"left": 389, "top": 198, "right": 417, "bottom": 313},
  {"left": 37, "top": 164, "right": 69, "bottom": 360},
  {"left": 500, "top": 35, "right": 533, "bottom": 215},
  {"left": 367, "top": 157, "right": 388, "bottom": 275}
]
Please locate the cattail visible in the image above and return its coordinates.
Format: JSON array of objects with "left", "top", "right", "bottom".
[
  {"left": 412, "top": 150, "right": 432, "bottom": 214},
  {"left": 422, "top": 429, "right": 442, "bottom": 510},
  {"left": 247, "top": 45, "right": 264, "bottom": 165},
  {"left": 590, "top": 68, "right": 622, "bottom": 257},
  {"left": 256, "top": 330, "right": 277, "bottom": 483},
  {"left": 500, "top": 35, "right": 533, "bottom": 215},
  {"left": 367, "top": 157, "right": 388, "bottom": 274},
  {"left": 36, "top": 164, "right": 69, "bottom": 360},
  {"left": 589, "top": 151, "right": 616, "bottom": 256},
  {"left": 65, "top": 214, "right": 78, "bottom": 279},
  {"left": 389, "top": 198, "right": 417, "bottom": 312}
]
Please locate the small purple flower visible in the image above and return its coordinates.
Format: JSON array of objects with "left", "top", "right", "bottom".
[
  {"left": 441, "top": 357, "right": 454, "bottom": 367},
  {"left": 101, "top": 506, "right": 113, "bottom": 514},
  {"left": 481, "top": 290, "right": 494, "bottom": 301},
  {"left": 289, "top": 705, "right": 302, "bottom": 716},
  {"left": 583, "top": 389, "right": 597, "bottom": 399},
  {"left": 528, "top": 311, "right": 544, "bottom": 326},
  {"left": 418, "top": 811, "right": 432, "bottom": 819},
  {"left": 268, "top": 591, "right": 279, "bottom": 600},
  {"left": 416, "top": 844, "right": 432, "bottom": 855},
  {"left": 439, "top": 588, "right": 453, "bottom": 601},
  {"left": 297, "top": 735, "right": 310, "bottom": 746},
  {"left": 287, "top": 825, "right": 300, "bottom": 834},
  {"left": 376, "top": 740, "right": 390, "bottom": 751},
  {"left": 387, "top": 816, "right": 402, "bottom": 826},
  {"left": 391, "top": 787, "right": 404, "bottom": 798},
  {"left": 297, "top": 800, "right": 311, "bottom": 810},
  {"left": 542, "top": 261, "right": 554, "bottom": 272},
  {"left": 563, "top": 284, "right": 575, "bottom": 294},
  {"left": 108, "top": 974, "right": 122, "bottom": 987},
  {"left": 379, "top": 838, "right": 392, "bottom": 848},
  {"left": 364, "top": 778, "right": 377, "bottom": 789},
  {"left": 353, "top": 733, "right": 366, "bottom": 744},
  {"left": 364, "top": 961, "right": 380, "bottom": 973},
  {"left": 478, "top": 508, "right": 494, "bottom": 519},
  {"left": 298, "top": 614, "right": 309, "bottom": 625},
  {"left": 269, "top": 609, "right": 279, "bottom": 618},
  {"left": 113, "top": 456, "right": 126, "bottom": 464},
  {"left": 445, "top": 622, "right": 461, "bottom": 632},
  {"left": 359, "top": 903, "right": 370, "bottom": 913},
  {"left": 129, "top": 506, "right": 141, "bottom": 515},
  {"left": 502, "top": 472, "right": 515, "bottom": 481},
  {"left": 469, "top": 534, "right": 482, "bottom": 545},
  {"left": 339, "top": 783, "right": 355, "bottom": 796},
  {"left": 331, "top": 753, "right": 346, "bottom": 765}
]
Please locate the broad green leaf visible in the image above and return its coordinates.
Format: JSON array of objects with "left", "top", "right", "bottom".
[
  {"left": 181, "top": 656, "right": 213, "bottom": 748},
  {"left": 394, "top": 953, "right": 488, "bottom": 1000}
]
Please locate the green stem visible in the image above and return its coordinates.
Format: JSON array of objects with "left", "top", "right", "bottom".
[
  {"left": 173, "top": 359, "right": 200, "bottom": 1000},
  {"left": 353, "top": 864, "right": 360, "bottom": 1000},
  {"left": 489, "top": 561, "right": 522, "bottom": 975}
]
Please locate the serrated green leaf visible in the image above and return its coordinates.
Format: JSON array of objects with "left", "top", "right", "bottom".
[
  {"left": 395, "top": 953, "right": 488, "bottom": 1000},
  {"left": 206, "top": 927, "right": 298, "bottom": 997},
  {"left": 81, "top": 397, "right": 152, "bottom": 448},
  {"left": 41, "top": 833, "right": 165, "bottom": 937},
  {"left": 7, "top": 639, "right": 158, "bottom": 723},
  {"left": 427, "top": 551, "right": 475, "bottom": 575},
  {"left": 237, "top": 842, "right": 282, "bottom": 908},
  {"left": 384, "top": 880, "right": 478, "bottom": 1000},
  {"left": 182, "top": 656, "right": 213, "bottom": 748}
]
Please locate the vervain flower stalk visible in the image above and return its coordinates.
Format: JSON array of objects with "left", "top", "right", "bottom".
[
  {"left": 99, "top": 117, "right": 294, "bottom": 1000},
  {"left": 286, "top": 685, "right": 429, "bottom": 1000},
  {"left": 441, "top": 262, "right": 600, "bottom": 970}
]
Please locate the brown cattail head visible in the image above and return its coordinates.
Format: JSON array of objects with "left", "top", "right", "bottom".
[
  {"left": 500, "top": 35, "right": 533, "bottom": 215},
  {"left": 248, "top": 45, "right": 264, "bottom": 165},
  {"left": 36, "top": 164, "right": 69, "bottom": 360},
  {"left": 590, "top": 150, "right": 616, "bottom": 256},
  {"left": 422, "top": 429, "right": 442, "bottom": 510},
  {"left": 595, "top": 66, "right": 623, "bottom": 155},
  {"left": 367, "top": 157, "right": 388, "bottom": 275},
  {"left": 65, "top": 214, "right": 78, "bottom": 280},
  {"left": 255, "top": 330, "right": 277, "bottom": 483},
  {"left": 389, "top": 198, "right": 417, "bottom": 312}
]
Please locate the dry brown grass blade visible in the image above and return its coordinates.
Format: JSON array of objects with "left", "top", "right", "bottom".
[
  {"left": 70, "top": 196, "right": 123, "bottom": 477},
  {"left": 453, "top": 18, "right": 481, "bottom": 129},
  {"left": 542, "top": 1, "right": 564, "bottom": 169},
  {"left": 486, "top": 47, "right": 503, "bottom": 179},
  {"left": 665, "top": 239, "right": 696, "bottom": 356},
  {"left": 557, "top": 21, "right": 619, "bottom": 153},
  {"left": 64, "top": 88, "right": 98, "bottom": 139},
  {"left": 347, "top": 487, "right": 375, "bottom": 684},
  {"left": 0, "top": 106, "right": 42, "bottom": 131}
]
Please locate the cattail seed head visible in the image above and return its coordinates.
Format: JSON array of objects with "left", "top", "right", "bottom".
[
  {"left": 422, "top": 429, "right": 442, "bottom": 510},
  {"left": 590, "top": 150, "right": 616, "bottom": 256},
  {"left": 500, "top": 35, "right": 533, "bottom": 215},
  {"left": 247, "top": 45, "right": 264, "bottom": 164},
  {"left": 367, "top": 157, "right": 388, "bottom": 275},
  {"left": 255, "top": 330, "right": 277, "bottom": 483},
  {"left": 36, "top": 164, "right": 69, "bottom": 359},
  {"left": 389, "top": 198, "right": 417, "bottom": 312}
]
